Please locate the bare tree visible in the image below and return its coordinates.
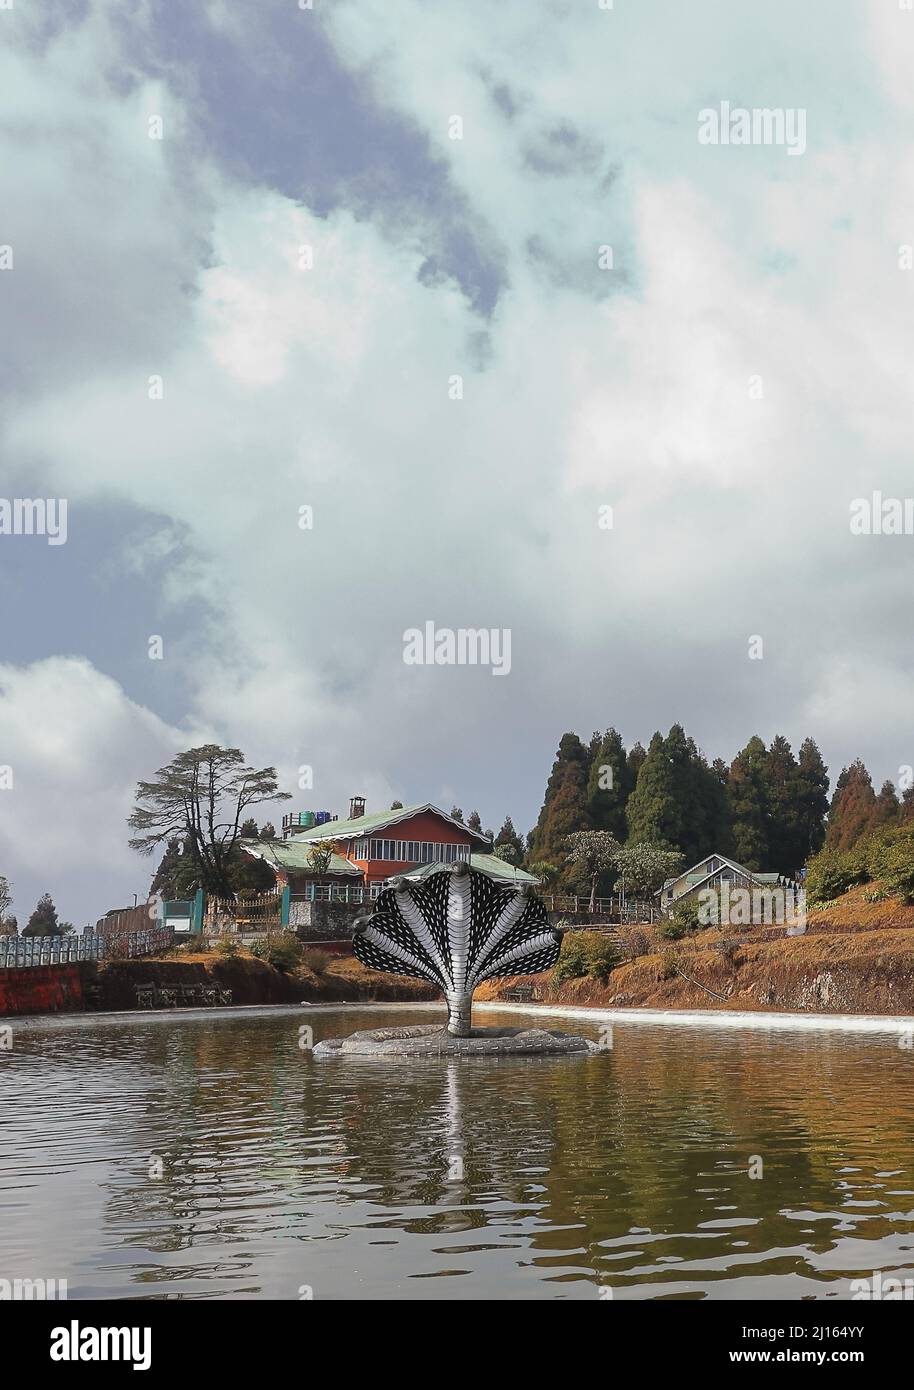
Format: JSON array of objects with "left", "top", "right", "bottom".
[{"left": 128, "top": 745, "right": 290, "bottom": 897}]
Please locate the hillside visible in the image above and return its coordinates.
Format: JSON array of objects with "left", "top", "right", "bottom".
[{"left": 478, "top": 887, "right": 914, "bottom": 1016}]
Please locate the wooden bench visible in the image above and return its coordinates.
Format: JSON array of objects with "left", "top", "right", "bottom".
[
  {"left": 134, "top": 983, "right": 232, "bottom": 1009},
  {"left": 502, "top": 984, "right": 535, "bottom": 1003}
]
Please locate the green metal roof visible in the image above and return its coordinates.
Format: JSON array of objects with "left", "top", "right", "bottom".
[
  {"left": 241, "top": 839, "right": 362, "bottom": 876},
  {"left": 394, "top": 854, "right": 538, "bottom": 885},
  {"left": 287, "top": 802, "right": 491, "bottom": 846}
]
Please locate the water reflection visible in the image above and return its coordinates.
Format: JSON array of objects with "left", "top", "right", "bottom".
[{"left": 2, "top": 1005, "right": 913, "bottom": 1299}]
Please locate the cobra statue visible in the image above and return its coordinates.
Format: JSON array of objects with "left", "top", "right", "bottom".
[{"left": 352, "top": 860, "right": 563, "bottom": 1036}]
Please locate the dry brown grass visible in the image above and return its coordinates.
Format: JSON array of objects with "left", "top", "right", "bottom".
[{"left": 477, "top": 896, "right": 914, "bottom": 1016}]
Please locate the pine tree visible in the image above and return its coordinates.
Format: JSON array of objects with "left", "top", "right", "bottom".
[
  {"left": 624, "top": 731, "right": 668, "bottom": 845},
  {"left": 625, "top": 726, "right": 703, "bottom": 857},
  {"left": 150, "top": 838, "right": 194, "bottom": 899},
  {"left": 23, "top": 893, "right": 66, "bottom": 938},
  {"left": 673, "top": 727, "right": 702, "bottom": 857},
  {"left": 825, "top": 760, "right": 876, "bottom": 851},
  {"left": 239, "top": 818, "right": 259, "bottom": 839},
  {"left": 872, "top": 779, "right": 900, "bottom": 830},
  {"left": 626, "top": 742, "right": 647, "bottom": 795},
  {"left": 794, "top": 737, "right": 830, "bottom": 861},
  {"left": 0, "top": 875, "right": 15, "bottom": 936},
  {"left": 728, "top": 736, "right": 771, "bottom": 870},
  {"left": 766, "top": 735, "right": 801, "bottom": 871},
  {"left": 585, "top": 728, "right": 628, "bottom": 839},
  {"left": 690, "top": 745, "right": 731, "bottom": 860},
  {"left": 494, "top": 815, "right": 525, "bottom": 862},
  {"left": 450, "top": 806, "right": 464, "bottom": 823},
  {"left": 529, "top": 732, "right": 592, "bottom": 865},
  {"left": 466, "top": 810, "right": 482, "bottom": 833},
  {"left": 708, "top": 758, "right": 733, "bottom": 852}
]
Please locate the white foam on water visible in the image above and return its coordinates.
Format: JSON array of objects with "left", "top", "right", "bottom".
[{"left": 475, "top": 1001, "right": 914, "bottom": 1036}]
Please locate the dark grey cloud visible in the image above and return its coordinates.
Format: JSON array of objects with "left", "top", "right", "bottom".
[{"left": 128, "top": 0, "right": 508, "bottom": 315}]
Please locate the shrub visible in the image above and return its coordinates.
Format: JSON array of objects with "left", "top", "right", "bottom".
[
  {"left": 251, "top": 932, "right": 303, "bottom": 973},
  {"left": 658, "top": 898, "right": 703, "bottom": 939},
  {"left": 879, "top": 839, "right": 914, "bottom": 904},
  {"left": 618, "top": 926, "right": 653, "bottom": 960},
  {"left": 672, "top": 897, "right": 704, "bottom": 933},
  {"left": 657, "top": 949, "right": 679, "bottom": 980},
  {"left": 714, "top": 938, "right": 743, "bottom": 966},
  {"left": 301, "top": 947, "right": 333, "bottom": 975},
  {"left": 214, "top": 934, "right": 240, "bottom": 957},
  {"left": 805, "top": 848, "right": 868, "bottom": 904},
  {"left": 552, "top": 931, "right": 620, "bottom": 986},
  {"left": 174, "top": 938, "right": 204, "bottom": 956}
]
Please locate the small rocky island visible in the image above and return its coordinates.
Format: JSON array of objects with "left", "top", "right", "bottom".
[
  {"left": 314, "top": 1022, "right": 596, "bottom": 1057},
  {"left": 313, "top": 861, "right": 598, "bottom": 1058}
]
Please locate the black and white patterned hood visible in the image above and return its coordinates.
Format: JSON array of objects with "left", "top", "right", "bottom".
[{"left": 352, "top": 865, "right": 561, "bottom": 998}]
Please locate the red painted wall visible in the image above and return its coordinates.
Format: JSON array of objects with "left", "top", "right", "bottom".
[
  {"left": 0, "top": 964, "right": 84, "bottom": 1017},
  {"left": 344, "top": 810, "right": 481, "bottom": 884}
]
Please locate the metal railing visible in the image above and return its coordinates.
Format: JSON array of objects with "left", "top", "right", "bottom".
[
  {"left": 291, "top": 884, "right": 381, "bottom": 904},
  {"left": 0, "top": 927, "right": 174, "bottom": 969},
  {"left": 541, "top": 894, "right": 657, "bottom": 923}
]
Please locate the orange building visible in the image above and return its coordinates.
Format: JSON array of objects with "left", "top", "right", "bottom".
[{"left": 242, "top": 799, "right": 536, "bottom": 901}]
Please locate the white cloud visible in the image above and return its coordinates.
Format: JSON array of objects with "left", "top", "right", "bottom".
[
  {"left": 2, "top": 0, "right": 914, "bottom": 921},
  {"left": 0, "top": 658, "right": 208, "bottom": 924}
]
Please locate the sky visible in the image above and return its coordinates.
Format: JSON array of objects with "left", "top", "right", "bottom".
[{"left": 2, "top": 0, "right": 914, "bottom": 927}]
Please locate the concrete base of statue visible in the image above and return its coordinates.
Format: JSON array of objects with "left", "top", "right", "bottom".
[{"left": 313, "top": 1022, "right": 599, "bottom": 1058}]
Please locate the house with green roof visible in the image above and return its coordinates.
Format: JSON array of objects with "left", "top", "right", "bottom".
[
  {"left": 239, "top": 797, "right": 534, "bottom": 903},
  {"left": 657, "top": 851, "right": 800, "bottom": 924}
]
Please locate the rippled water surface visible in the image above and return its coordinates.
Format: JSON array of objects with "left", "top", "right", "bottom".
[{"left": 3, "top": 1004, "right": 914, "bottom": 1299}]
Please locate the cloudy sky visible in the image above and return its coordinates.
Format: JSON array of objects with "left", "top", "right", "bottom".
[{"left": 2, "top": 0, "right": 914, "bottom": 926}]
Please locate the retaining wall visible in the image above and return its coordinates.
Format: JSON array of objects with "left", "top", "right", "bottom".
[{"left": 0, "top": 964, "right": 85, "bottom": 1017}]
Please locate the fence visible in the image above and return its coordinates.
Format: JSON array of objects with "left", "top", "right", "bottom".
[
  {"left": 292, "top": 883, "right": 381, "bottom": 904},
  {"left": 96, "top": 902, "right": 156, "bottom": 936},
  {"left": 0, "top": 927, "right": 174, "bottom": 969},
  {"left": 288, "top": 886, "right": 656, "bottom": 918},
  {"left": 204, "top": 891, "right": 282, "bottom": 935},
  {"left": 541, "top": 894, "right": 657, "bottom": 923}
]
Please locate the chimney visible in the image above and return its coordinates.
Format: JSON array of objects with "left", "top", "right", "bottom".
[{"left": 349, "top": 795, "right": 366, "bottom": 820}]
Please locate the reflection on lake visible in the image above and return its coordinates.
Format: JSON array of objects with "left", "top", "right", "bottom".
[{"left": 2, "top": 1004, "right": 913, "bottom": 1299}]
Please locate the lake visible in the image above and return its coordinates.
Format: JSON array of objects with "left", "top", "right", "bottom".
[{"left": 3, "top": 1003, "right": 913, "bottom": 1300}]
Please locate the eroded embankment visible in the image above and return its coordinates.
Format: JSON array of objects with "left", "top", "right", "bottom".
[
  {"left": 0, "top": 953, "right": 439, "bottom": 1016},
  {"left": 94, "top": 953, "right": 439, "bottom": 1010},
  {"left": 477, "top": 926, "right": 914, "bottom": 1016}
]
